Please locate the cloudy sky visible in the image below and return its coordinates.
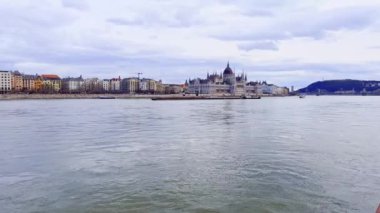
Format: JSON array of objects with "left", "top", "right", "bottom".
[{"left": 1, "top": 0, "right": 380, "bottom": 88}]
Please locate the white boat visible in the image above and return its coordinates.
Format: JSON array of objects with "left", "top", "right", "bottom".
[{"left": 299, "top": 94, "right": 306, "bottom": 98}]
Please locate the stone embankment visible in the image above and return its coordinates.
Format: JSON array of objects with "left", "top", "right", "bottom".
[{"left": 0, "top": 94, "right": 181, "bottom": 100}]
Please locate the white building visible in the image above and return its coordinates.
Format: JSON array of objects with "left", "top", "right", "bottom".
[
  {"left": 62, "top": 76, "right": 84, "bottom": 93},
  {"left": 187, "top": 62, "right": 248, "bottom": 96},
  {"left": 121, "top": 78, "right": 139, "bottom": 94},
  {"left": 0, "top": 71, "right": 12, "bottom": 93},
  {"left": 102, "top": 79, "right": 110, "bottom": 92},
  {"left": 187, "top": 63, "right": 288, "bottom": 96},
  {"left": 254, "top": 82, "right": 289, "bottom": 96},
  {"left": 84, "top": 78, "right": 102, "bottom": 93},
  {"left": 256, "top": 83, "right": 271, "bottom": 95},
  {"left": 110, "top": 77, "right": 121, "bottom": 92},
  {"left": 139, "top": 79, "right": 149, "bottom": 92}
]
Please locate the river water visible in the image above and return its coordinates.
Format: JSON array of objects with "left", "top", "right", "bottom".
[{"left": 0, "top": 96, "right": 379, "bottom": 212}]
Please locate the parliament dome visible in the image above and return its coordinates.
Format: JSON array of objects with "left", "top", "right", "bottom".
[{"left": 223, "top": 62, "right": 234, "bottom": 75}]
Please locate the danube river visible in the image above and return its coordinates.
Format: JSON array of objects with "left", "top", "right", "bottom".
[{"left": 0, "top": 96, "right": 379, "bottom": 212}]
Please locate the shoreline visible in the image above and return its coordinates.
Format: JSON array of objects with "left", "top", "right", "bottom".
[
  {"left": 2, "top": 94, "right": 377, "bottom": 101},
  {"left": 0, "top": 94, "right": 183, "bottom": 100},
  {"left": 0, "top": 94, "right": 282, "bottom": 100}
]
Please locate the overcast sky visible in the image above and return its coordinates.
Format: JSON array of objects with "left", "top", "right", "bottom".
[{"left": 1, "top": 0, "right": 380, "bottom": 88}]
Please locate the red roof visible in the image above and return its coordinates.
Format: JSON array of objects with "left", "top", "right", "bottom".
[{"left": 41, "top": 74, "right": 60, "bottom": 80}]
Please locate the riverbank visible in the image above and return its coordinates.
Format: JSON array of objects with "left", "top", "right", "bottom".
[
  {"left": 0, "top": 94, "right": 291, "bottom": 100},
  {"left": 0, "top": 94, "right": 183, "bottom": 100}
]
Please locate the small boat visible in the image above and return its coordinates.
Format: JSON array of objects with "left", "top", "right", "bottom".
[
  {"left": 98, "top": 96, "right": 116, "bottom": 99},
  {"left": 151, "top": 96, "right": 206, "bottom": 101},
  {"left": 299, "top": 94, "right": 306, "bottom": 98},
  {"left": 241, "top": 94, "right": 261, "bottom": 99},
  {"left": 152, "top": 95, "right": 262, "bottom": 101}
]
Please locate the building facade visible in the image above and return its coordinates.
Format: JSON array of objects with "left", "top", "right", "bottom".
[
  {"left": 110, "top": 77, "right": 121, "bottom": 92},
  {"left": 164, "top": 84, "right": 183, "bottom": 94},
  {"left": 254, "top": 81, "right": 289, "bottom": 96},
  {"left": 41, "top": 74, "right": 61, "bottom": 93},
  {"left": 122, "top": 78, "right": 139, "bottom": 94},
  {"left": 22, "top": 75, "right": 37, "bottom": 93},
  {"left": 11, "top": 71, "right": 23, "bottom": 92},
  {"left": 0, "top": 71, "right": 12, "bottom": 94},
  {"left": 102, "top": 79, "right": 110, "bottom": 92},
  {"left": 148, "top": 79, "right": 157, "bottom": 93},
  {"left": 84, "top": 78, "right": 102, "bottom": 93},
  {"left": 156, "top": 80, "right": 165, "bottom": 94},
  {"left": 138, "top": 78, "right": 160, "bottom": 94},
  {"left": 62, "top": 76, "right": 84, "bottom": 93},
  {"left": 187, "top": 63, "right": 289, "bottom": 96},
  {"left": 35, "top": 76, "right": 44, "bottom": 93},
  {"left": 187, "top": 63, "right": 250, "bottom": 96},
  {"left": 139, "top": 79, "right": 149, "bottom": 93}
]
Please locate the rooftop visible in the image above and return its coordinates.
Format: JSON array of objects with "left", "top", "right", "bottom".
[{"left": 41, "top": 74, "right": 61, "bottom": 80}]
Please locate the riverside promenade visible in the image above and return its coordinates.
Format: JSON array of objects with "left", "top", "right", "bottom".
[
  {"left": 0, "top": 94, "right": 285, "bottom": 100},
  {"left": 0, "top": 94, "right": 183, "bottom": 100}
]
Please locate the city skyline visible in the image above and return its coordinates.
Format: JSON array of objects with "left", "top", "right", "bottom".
[
  {"left": 1, "top": 0, "right": 380, "bottom": 88},
  {"left": 0, "top": 62, "right": 286, "bottom": 88},
  {"left": 1, "top": 62, "right": 288, "bottom": 96}
]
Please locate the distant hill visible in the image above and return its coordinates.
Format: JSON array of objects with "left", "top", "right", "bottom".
[{"left": 298, "top": 79, "right": 380, "bottom": 94}]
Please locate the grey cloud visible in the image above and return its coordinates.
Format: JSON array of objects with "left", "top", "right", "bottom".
[
  {"left": 214, "top": 6, "right": 380, "bottom": 41},
  {"left": 243, "top": 61, "right": 380, "bottom": 76},
  {"left": 107, "top": 4, "right": 202, "bottom": 28},
  {"left": 215, "top": 31, "right": 289, "bottom": 42},
  {"left": 62, "top": 0, "right": 89, "bottom": 10},
  {"left": 0, "top": 4, "right": 76, "bottom": 30},
  {"left": 217, "top": 0, "right": 291, "bottom": 8},
  {"left": 107, "top": 18, "right": 143, "bottom": 26},
  {"left": 238, "top": 41, "right": 278, "bottom": 51},
  {"left": 242, "top": 9, "right": 273, "bottom": 17},
  {"left": 241, "top": 61, "right": 380, "bottom": 88},
  {"left": 107, "top": 12, "right": 201, "bottom": 28},
  {"left": 171, "top": 8, "right": 202, "bottom": 27},
  {"left": 291, "top": 7, "right": 379, "bottom": 38}
]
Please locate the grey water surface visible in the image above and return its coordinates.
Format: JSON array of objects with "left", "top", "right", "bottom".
[{"left": 0, "top": 96, "right": 379, "bottom": 212}]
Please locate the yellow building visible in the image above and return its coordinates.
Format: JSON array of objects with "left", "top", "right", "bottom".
[
  {"left": 156, "top": 80, "right": 165, "bottom": 94},
  {"left": 148, "top": 79, "right": 157, "bottom": 93},
  {"left": 35, "top": 76, "right": 43, "bottom": 93},
  {"left": 164, "top": 84, "right": 183, "bottom": 94},
  {"left": 122, "top": 78, "right": 139, "bottom": 94},
  {"left": 11, "top": 71, "right": 23, "bottom": 92},
  {"left": 22, "top": 75, "right": 37, "bottom": 92},
  {"left": 41, "top": 74, "right": 61, "bottom": 93}
]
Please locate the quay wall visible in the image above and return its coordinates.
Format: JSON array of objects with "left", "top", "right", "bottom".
[{"left": 0, "top": 94, "right": 183, "bottom": 100}]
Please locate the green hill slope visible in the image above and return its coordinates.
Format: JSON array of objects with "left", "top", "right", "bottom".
[{"left": 298, "top": 80, "right": 380, "bottom": 94}]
